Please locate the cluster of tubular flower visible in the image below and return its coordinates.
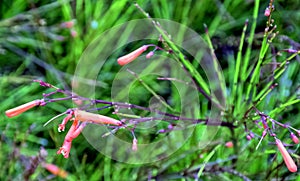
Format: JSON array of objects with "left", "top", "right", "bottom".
[
  {"left": 57, "top": 109, "right": 122, "bottom": 158},
  {"left": 5, "top": 100, "right": 123, "bottom": 158}
]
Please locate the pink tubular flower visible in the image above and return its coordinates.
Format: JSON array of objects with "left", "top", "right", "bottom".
[
  {"left": 58, "top": 113, "right": 73, "bottom": 132},
  {"left": 290, "top": 133, "right": 299, "bottom": 144},
  {"left": 57, "top": 119, "right": 86, "bottom": 158},
  {"left": 117, "top": 45, "right": 149, "bottom": 66},
  {"left": 74, "top": 110, "right": 122, "bottom": 126},
  {"left": 5, "top": 99, "right": 42, "bottom": 117},
  {"left": 42, "top": 163, "right": 68, "bottom": 178},
  {"left": 132, "top": 138, "right": 138, "bottom": 151},
  {"left": 225, "top": 141, "right": 233, "bottom": 148},
  {"left": 275, "top": 138, "right": 297, "bottom": 172}
]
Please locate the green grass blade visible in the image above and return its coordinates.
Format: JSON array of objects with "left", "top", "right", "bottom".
[
  {"left": 232, "top": 20, "right": 248, "bottom": 106},
  {"left": 241, "top": 0, "right": 260, "bottom": 81},
  {"left": 196, "top": 144, "right": 221, "bottom": 180}
]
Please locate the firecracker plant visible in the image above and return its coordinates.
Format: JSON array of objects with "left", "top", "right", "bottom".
[{"left": 2, "top": 0, "right": 300, "bottom": 180}]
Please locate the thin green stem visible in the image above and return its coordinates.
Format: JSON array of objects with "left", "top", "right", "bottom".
[{"left": 127, "top": 68, "right": 176, "bottom": 113}]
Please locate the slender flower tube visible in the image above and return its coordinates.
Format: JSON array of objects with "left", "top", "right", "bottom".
[
  {"left": 58, "top": 112, "right": 74, "bottom": 132},
  {"left": 42, "top": 163, "right": 68, "bottom": 178},
  {"left": 57, "top": 119, "right": 80, "bottom": 158},
  {"left": 290, "top": 133, "right": 299, "bottom": 144},
  {"left": 5, "top": 99, "right": 42, "bottom": 118},
  {"left": 74, "top": 110, "right": 122, "bottom": 126},
  {"left": 275, "top": 138, "right": 297, "bottom": 172},
  {"left": 117, "top": 45, "right": 148, "bottom": 66}
]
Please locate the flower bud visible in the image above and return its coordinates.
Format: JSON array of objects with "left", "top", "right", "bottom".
[
  {"left": 70, "top": 29, "right": 77, "bottom": 37},
  {"left": 146, "top": 51, "right": 154, "bottom": 59},
  {"left": 132, "top": 138, "right": 138, "bottom": 151},
  {"left": 246, "top": 135, "right": 252, "bottom": 140},
  {"left": 117, "top": 45, "right": 148, "bottom": 66},
  {"left": 225, "top": 141, "right": 233, "bottom": 148},
  {"left": 5, "top": 99, "right": 42, "bottom": 118},
  {"left": 276, "top": 139, "right": 297, "bottom": 172},
  {"left": 290, "top": 133, "right": 299, "bottom": 144},
  {"left": 264, "top": 7, "right": 271, "bottom": 17}
]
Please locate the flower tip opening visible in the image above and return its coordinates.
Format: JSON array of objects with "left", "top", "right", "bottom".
[{"left": 57, "top": 147, "right": 70, "bottom": 158}]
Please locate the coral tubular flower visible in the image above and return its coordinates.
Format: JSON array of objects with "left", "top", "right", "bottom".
[
  {"left": 290, "top": 133, "right": 299, "bottom": 144},
  {"left": 58, "top": 112, "right": 73, "bottom": 132},
  {"left": 42, "top": 163, "right": 68, "bottom": 178},
  {"left": 74, "top": 110, "right": 122, "bottom": 126},
  {"left": 57, "top": 120, "right": 86, "bottom": 158},
  {"left": 117, "top": 45, "right": 148, "bottom": 66},
  {"left": 275, "top": 138, "right": 298, "bottom": 172},
  {"left": 5, "top": 99, "right": 42, "bottom": 118}
]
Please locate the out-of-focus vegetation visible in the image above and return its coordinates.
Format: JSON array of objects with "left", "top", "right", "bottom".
[{"left": 0, "top": 0, "right": 299, "bottom": 180}]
